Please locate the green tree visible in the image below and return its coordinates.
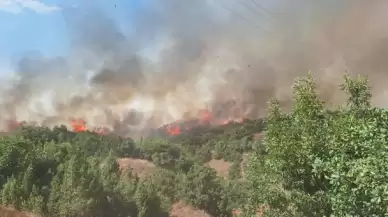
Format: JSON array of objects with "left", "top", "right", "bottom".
[
  {"left": 177, "top": 165, "right": 232, "bottom": 216},
  {"left": 135, "top": 179, "right": 166, "bottom": 217},
  {"left": 244, "top": 74, "right": 331, "bottom": 216},
  {"left": 245, "top": 73, "right": 388, "bottom": 216}
]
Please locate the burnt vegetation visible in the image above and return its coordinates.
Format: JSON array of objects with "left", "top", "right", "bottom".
[{"left": 1, "top": 74, "right": 388, "bottom": 217}]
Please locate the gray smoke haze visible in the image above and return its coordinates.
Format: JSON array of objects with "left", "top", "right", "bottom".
[{"left": 1, "top": 0, "right": 388, "bottom": 136}]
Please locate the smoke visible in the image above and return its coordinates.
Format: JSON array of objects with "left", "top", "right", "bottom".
[{"left": 1, "top": 0, "right": 388, "bottom": 136}]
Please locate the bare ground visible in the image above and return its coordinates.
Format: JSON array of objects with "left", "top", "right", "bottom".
[
  {"left": 117, "top": 157, "right": 156, "bottom": 178},
  {"left": 206, "top": 158, "right": 231, "bottom": 178},
  {"left": 0, "top": 206, "right": 36, "bottom": 217},
  {"left": 232, "top": 205, "right": 268, "bottom": 217},
  {"left": 170, "top": 201, "right": 212, "bottom": 217},
  {"left": 254, "top": 132, "right": 266, "bottom": 141}
]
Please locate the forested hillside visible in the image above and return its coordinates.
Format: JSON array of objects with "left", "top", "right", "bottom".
[{"left": 1, "top": 74, "right": 388, "bottom": 217}]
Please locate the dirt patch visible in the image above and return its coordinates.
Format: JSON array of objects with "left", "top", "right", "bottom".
[
  {"left": 254, "top": 132, "right": 265, "bottom": 141},
  {"left": 170, "top": 201, "right": 211, "bottom": 217},
  {"left": 206, "top": 159, "right": 231, "bottom": 178},
  {"left": 117, "top": 158, "right": 156, "bottom": 178},
  {"left": 232, "top": 204, "right": 268, "bottom": 217},
  {"left": 0, "top": 206, "right": 36, "bottom": 217}
]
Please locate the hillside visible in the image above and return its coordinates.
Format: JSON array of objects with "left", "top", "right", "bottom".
[{"left": 1, "top": 74, "right": 388, "bottom": 216}]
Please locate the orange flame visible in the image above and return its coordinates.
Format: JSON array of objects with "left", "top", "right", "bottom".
[
  {"left": 163, "top": 109, "right": 246, "bottom": 136},
  {"left": 199, "top": 109, "right": 212, "bottom": 122},
  {"left": 6, "top": 120, "right": 21, "bottom": 131},
  {"left": 3, "top": 108, "right": 245, "bottom": 137},
  {"left": 70, "top": 118, "right": 87, "bottom": 132},
  {"left": 69, "top": 118, "right": 111, "bottom": 135},
  {"left": 164, "top": 109, "right": 213, "bottom": 136},
  {"left": 166, "top": 124, "right": 181, "bottom": 135}
]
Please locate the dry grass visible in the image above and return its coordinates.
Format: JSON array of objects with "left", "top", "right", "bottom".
[
  {"left": 206, "top": 154, "right": 251, "bottom": 179},
  {"left": 170, "top": 201, "right": 212, "bottom": 217},
  {"left": 117, "top": 157, "right": 156, "bottom": 178},
  {"left": 0, "top": 206, "right": 36, "bottom": 217},
  {"left": 254, "top": 132, "right": 265, "bottom": 141},
  {"left": 206, "top": 132, "right": 264, "bottom": 179},
  {"left": 232, "top": 204, "right": 268, "bottom": 217},
  {"left": 206, "top": 158, "right": 231, "bottom": 178}
]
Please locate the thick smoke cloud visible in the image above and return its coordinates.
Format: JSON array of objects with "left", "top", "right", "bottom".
[{"left": 1, "top": 0, "right": 388, "bottom": 136}]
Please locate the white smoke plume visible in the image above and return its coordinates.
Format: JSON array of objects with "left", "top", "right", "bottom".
[{"left": 1, "top": 0, "right": 388, "bottom": 136}]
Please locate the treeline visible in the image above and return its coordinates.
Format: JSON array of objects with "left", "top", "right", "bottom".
[
  {"left": 243, "top": 74, "right": 388, "bottom": 216},
  {"left": 0, "top": 111, "right": 264, "bottom": 217},
  {"left": 1, "top": 73, "right": 388, "bottom": 217}
]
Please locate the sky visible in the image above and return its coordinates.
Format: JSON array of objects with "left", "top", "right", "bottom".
[
  {"left": 0, "top": 0, "right": 147, "bottom": 74},
  {"left": 0, "top": 0, "right": 281, "bottom": 76}
]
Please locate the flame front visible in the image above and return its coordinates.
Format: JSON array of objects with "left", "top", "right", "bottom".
[
  {"left": 166, "top": 125, "right": 181, "bottom": 135},
  {"left": 2, "top": 106, "right": 246, "bottom": 137},
  {"left": 70, "top": 119, "right": 87, "bottom": 132},
  {"left": 70, "top": 118, "right": 109, "bottom": 135},
  {"left": 6, "top": 120, "right": 21, "bottom": 131},
  {"left": 162, "top": 109, "right": 245, "bottom": 136}
]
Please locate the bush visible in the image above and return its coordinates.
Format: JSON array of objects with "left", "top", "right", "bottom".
[
  {"left": 4, "top": 72, "right": 387, "bottom": 217},
  {"left": 244, "top": 73, "right": 388, "bottom": 216}
]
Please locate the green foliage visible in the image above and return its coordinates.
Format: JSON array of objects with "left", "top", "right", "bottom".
[
  {"left": 228, "top": 158, "right": 242, "bottom": 180},
  {"left": 244, "top": 73, "right": 388, "bottom": 216},
  {"left": 0, "top": 127, "right": 161, "bottom": 217},
  {"left": 148, "top": 168, "right": 177, "bottom": 205},
  {"left": 0, "top": 117, "right": 255, "bottom": 216},
  {"left": 3, "top": 72, "right": 387, "bottom": 217},
  {"left": 177, "top": 165, "right": 232, "bottom": 217},
  {"left": 340, "top": 73, "right": 372, "bottom": 110},
  {"left": 135, "top": 179, "right": 167, "bottom": 217}
]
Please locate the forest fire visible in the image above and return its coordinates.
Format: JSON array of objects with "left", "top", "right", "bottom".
[
  {"left": 2, "top": 101, "right": 247, "bottom": 137},
  {"left": 4, "top": 120, "right": 22, "bottom": 132},
  {"left": 2, "top": 111, "right": 245, "bottom": 137},
  {"left": 166, "top": 125, "right": 181, "bottom": 135},
  {"left": 70, "top": 119, "right": 87, "bottom": 132},
  {"left": 65, "top": 109, "right": 217, "bottom": 136},
  {"left": 159, "top": 109, "right": 247, "bottom": 136},
  {"left": 70, "top": 118, "right": 110, "bottom": 135},
  {"left": 3, "top": 109, "right": 246, "bottom": 137}
]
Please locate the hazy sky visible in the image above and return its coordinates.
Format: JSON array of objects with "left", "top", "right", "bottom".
[{"left": 0, "top": 0, "right": 149, "bottom": 73}]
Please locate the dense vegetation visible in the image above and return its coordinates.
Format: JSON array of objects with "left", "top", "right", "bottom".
[{"left": 1, "top": 73, "right": 387, "bottom": 217}]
